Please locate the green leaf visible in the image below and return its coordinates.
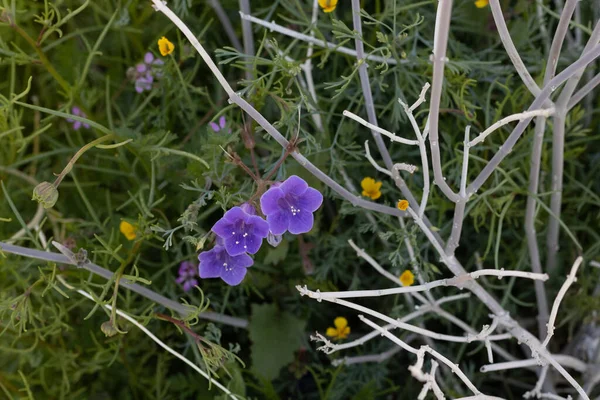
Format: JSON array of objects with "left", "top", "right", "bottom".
[
  {"left": 249, "top": 303, "right": 306, "bottom": 380},
  {"left": 263, "top": 239, "right": 289, "bottom": 265}
]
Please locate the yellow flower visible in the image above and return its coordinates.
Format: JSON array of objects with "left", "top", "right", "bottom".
[
  {"left": 399, "top": 270, "right": 415, "bottom": 287},
  {"left": 361, "top": 177, "right": 382, "bottom": 200},
  {"left": 475, "top": 0, "right": 489, "bottom": 8},
  {"left": 397, "top": 199, "right": 409, "bottom": 211},
  {"left": 120, "top": 221, "right": 137, "bottom": 241},
  {"left": 318, "top": 0, "right": 338, "bottom": 13},
  {"left": 326, "top": 317, "right": 350, "bottom": 340},
  {"left": 158, "top": 36, "right": 174, "bottom": 56}
]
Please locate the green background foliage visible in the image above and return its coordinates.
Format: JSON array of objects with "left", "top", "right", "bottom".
[{"left": 1, "top": 0, "right": 599, "bottom": 398}]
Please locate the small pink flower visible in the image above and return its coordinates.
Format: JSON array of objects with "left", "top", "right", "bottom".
[
  {"left": 66, "top": 106, "right": 90, "bottom": 130},
  {"left": 209, "top": 116, "right": 231, "bottom": 133}
]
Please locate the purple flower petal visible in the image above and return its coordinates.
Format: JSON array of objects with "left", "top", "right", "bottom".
[
  {"left": 210, "top": 122, "right": 220, "bottom": 132},
  {"left": 212, "top": 207, "right": 269, "bottom": 256},
  {"left": 220, "top": 263, "right": 248, "bottom": 285},
  {"left": 72, "top": 106, "right": 81, "bottom": 116},
  {"left": 288, "top": 210, "right": 314, "bottom": 234},
  {"left": 73, "top": 121, "right": 82, "bottom": 130},
  {"left": 260, "top": 187, "right": 284, "bottom": 215},
  {"left": 260, "top": 175, "right": 323, "bottom": 235},
  {"left": 144, "top": 52, "right": 154, "bottom": 64},
  {"left": 182, "top": 279, "right": 197, "bottom": 292},
  {"left": 136, "top": 63, "right": 147, "bottom": 73},
  {"left": 219, "top": 116, "right": 226, "bottom": 129},
  {"left": 297, "top": 187, "right": 323, "bottom": 212},
  {"left": 239, "top": 203, "right": 256, "bottom": 215},
  {"left": 221, "top": 253, "right": 253, "bottom": 286},
  {"left": 198, "top": 246, "right": 253, "bottom": 286},
  {"left": 83, "top": 123, "right": 90, "bottom": 129},
  {"left": 266, "top": 211, "right": 289, "bottom": 235},
  {"left": 135, "top": 76, "right": 152, "bottom": 92},
  {"left": 198, "top": 250, "right": 222, "bottom": 278},
  {"left": 248, "top": 214, "right": 270, "bottom": 238},
  {"left": 225, "top": 231, "right": 261, "bottom": 255},
  {"left": 280, "top": 175, "right": 308, "bottom": 196}
]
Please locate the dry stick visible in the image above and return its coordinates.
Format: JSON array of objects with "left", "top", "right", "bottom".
[
  {"left": 238, "top": 0, "right": 254, "bottom": 81},
  {"left": 298, "top": 287, "right": 513, "bottom": 344},
  {"left": 207, "top": 0, "right": 242, "bottom": 52},
  {"left": 445, "top": 126, "right": 471, "bottom": 255},
  {"left": 0, "top": 241, "right": 248, "bottom": 329},
  {"left": 346, "top": 240, "right": 517, "bottom": 362},
  {"left": 488, "top": 0, "right": 543, "bottom": 98},
  {"left": 541, "top": 0, "right": 580, "bottom": 274},
  {"left": 427, "top": 0, "right": 471, "bottom": 259},
  {"left": 541, "top": 256, "right": 584, "bottom": 348},
  {"left": 568, "top": 71, "right": 600, "bottom": 110},
  {"left": 348, "top": 0, "right": 440, "bottom": 323},
  {"left": 402, "top": 209, "right": 591, "bottom": 400},
  {"left": 359, "top": 315, "right": 487, "bottom": 398},
  {"left": 239, "top": 12, "right": 403, "bottom": 66},
  {"left": 298, "top": 269, "right": 548, "bottom": 300},
  {"left": 312, "top": 308, "right": 430, "bottom": 355},
  {"left": 468, "top": 109, "right": 555, "bottom": 147},
  {"left": 481, "top": 356, "right": 587, "bottom": 373},
  {"left": 349, "top": 0, "right": 397, "bottom": 179},
  {"left": 347, "top": 1, "right": 435, "bottom": 305},
  {"left": 399, "top": 89, "right": 431, "bottom": 218},
  {"left": 545, "top": 22, "right": 600, "bottom": 272},
  {"left": 149, "top": 3, "right": 591, "bottom": 397},
  {"left": 302, "top": 0, "right": 323, "bottom": 130},
  {"left": 525, "top": 113, "right": 553, "bottom": 341},
  {"left": 467, "top": 45, "right": 600, "bottom": 196},
  {"left": 334, "top": 346, "right": 402, "bottom": 366},
  {"left": 427, "top": 0, "right": 460, "bottom": 203},
  {"left": 522, "top": 2, "right": 578, "bottom": 371}
]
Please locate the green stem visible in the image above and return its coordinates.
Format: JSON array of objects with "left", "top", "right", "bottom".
[
  {"left": 11, "top": 24, "right": 71, "bottom": 94},
  {"left": 109, "top": 241, "right": 142, "bottom": 332},
  {"left": 53, "top": 134, "right": 116, "bottom": 187}
]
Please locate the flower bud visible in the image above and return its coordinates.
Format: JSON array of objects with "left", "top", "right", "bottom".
[
  {"left": 267, "top": 232, "right": 283, "bottom": 247},
  {"left": 239, "top": 202, "right": 256, "bottom": 215},
  {"left": 100, "top": 320, "right": 118, "bottom": 337},
  {"left": 32, "top": 181, "right": 58, "bottom": 209}
]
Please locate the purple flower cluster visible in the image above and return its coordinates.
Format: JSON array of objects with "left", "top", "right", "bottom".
[
  {"left": 67, "top": 107, "right": 90, "bottom": 130},
  {"left": 176, "top": 261, "right": 198, "bottom": 292},
  {"left": 128, "top": 52, "right": 164, "bottom": 93},
  {"left": 198, "top": 176, "right": 323, "bottom": 286}
]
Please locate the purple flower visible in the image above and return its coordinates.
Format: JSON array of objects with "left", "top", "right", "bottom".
[
  {"left": 260, "top": 175, "right": 323, "bottom": 235},
  {"left": 135, "top": 74, "right": 154, "bottom": 93},
  {"left": 130, "top": 52, "right": 164, "bottom": 93},
  {"left": 66, "top": 106, "right": 90, "bottom": 130},
  {"left": 209, "top": 116, "right": 230, "bottom": 133},
  {"left": 211, "top": 206, "right": 269, "bottom": 256},
  {"left": 176, "top": 261, "right": 198, "bottom": 292},
  {"left": 198, "top": 245, "right": 253, "bottom": 286}
]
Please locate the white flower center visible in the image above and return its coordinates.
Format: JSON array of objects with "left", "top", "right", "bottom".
[{"left": 290, "top": 205, "right": 301, "bottom": 216}]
